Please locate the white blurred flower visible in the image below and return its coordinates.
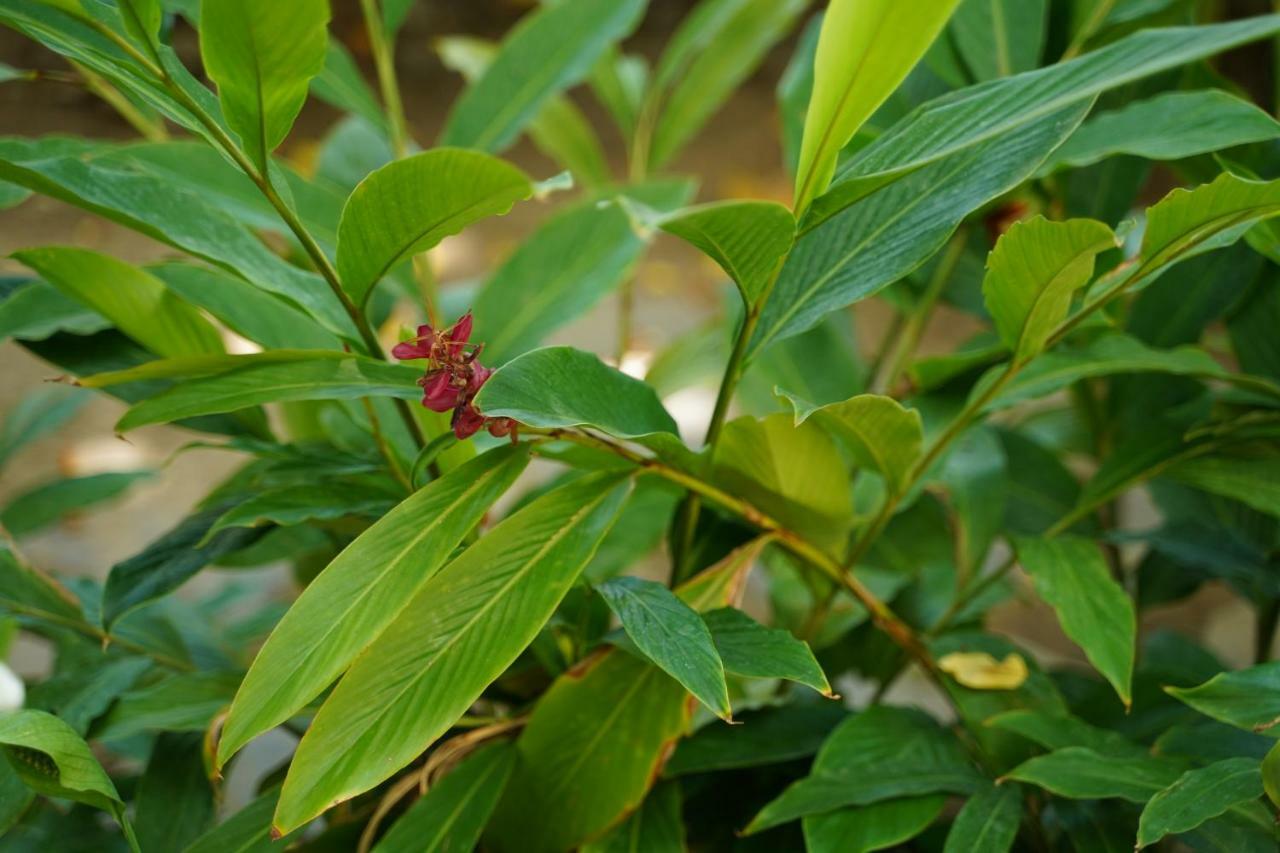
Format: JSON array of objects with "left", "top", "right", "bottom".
[{"left": 0, "top": 662, "right": 24, "bottom": 711}]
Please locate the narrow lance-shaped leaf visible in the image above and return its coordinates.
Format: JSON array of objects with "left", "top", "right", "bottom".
[
  {"left": 1003, "top": 747, "right": 1183, "bottom": 802},
  {"left": 273, "top": 472, "right": 632, "bottom": 834},
  {"left": 372, "top": 742, "right": 517, "bottom": 853},
  {"left": 779, "top": 390, "right": 922, "bottom": 496},
  {"left": 336, "top": 149, "right": 534, "bottom": 305},
  {"left": 981, "top": 217, "right": 1118, "bottom": 363},
  {"left": 114, "top": 354, "right": 421, "bottom": 433},
  {"left": 647, "top": 0, "right": 808, "bottom": 171},
  {"left": 14, "top": 247, "right": 224, "bottom": 359},
  {"left": 0, "top": 386, "right": 87, "bottom": 472},
  {"left": 703, "top": 606, "right": 832, "bottom": 696},
  {"left": 217, "top": 446, "right": 531, "bottom": 767},
  {"left": 1014, "top": 536, "right": 1135, "bottom": 706},
  {"left": 1163, "top": 454, "right": 1280, "bottom": 520},
  {"left": 200, "top": 0, "right": 329, "bottom": 173},
  {"left": 1136, "top": 758, "right": 1264, "bottom": 849},
  {"left": 750, "top": 101, "right": 1090, "bottom": 357},
  {"left": 818, "top": 14, "right": 1280, "bottom": 222},
  {"left": 116, "top": 0, "right": 162, "bottom": 58},
  {"left": 598, "top": 575, "right": 732, "bottom": 720},
  {"left": 950, "top": 0, "right": 1046, "bottom": 81},
  {"left": 1263, "top": 742, "right": 1280, "bottom": 808},
  {"left": 581, "top": 781, "right": 685, "bottom": 853},
  {"left": 1046, "top": 90, "right": 1280, "bottom": 172},
  {"left": 793, "top": 0, "right": 962, "bottom": 213},
  {"left": 657, "top": 200, "right": 795, "bottom": 307},
  {"left": 440, "top": 0, "right": 646, "bottom": 152},
  {"left": 436, "top": 36, "right": 611, "bottom": 187}
]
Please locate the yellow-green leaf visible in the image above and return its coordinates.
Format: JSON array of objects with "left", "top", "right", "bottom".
[
  {"left": 793, "top": 0, "right": 961, "bottom": 213},
  {"left": 335, "top": 148, "right": 533, "bottom": 305}
]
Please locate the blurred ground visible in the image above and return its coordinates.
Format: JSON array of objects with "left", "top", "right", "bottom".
[{"left": 0, "top": 0, "right": 1273, "bottom": 717}]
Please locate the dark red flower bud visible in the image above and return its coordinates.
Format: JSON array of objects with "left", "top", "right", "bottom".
[
  {"left": 451, "top": 404, "right": 486, "bottom": 439},
  {"left": 449, "top": 313, "right": 473, "bottom": 347},
  {"left": 420, "top": 371, "right": 460, "bottom": 412},
  {"left": 467, "top": 364, "right": 492, "bottom": 395}
]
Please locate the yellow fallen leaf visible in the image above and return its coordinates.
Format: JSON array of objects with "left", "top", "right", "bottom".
[{"left": 938, "top": 651, "right": 1029, "bottom": 691}]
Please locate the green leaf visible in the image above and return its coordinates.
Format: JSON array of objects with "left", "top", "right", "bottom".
[
  {"left": 150, "top": 263, "right": 339, "bottom": 351},
  {"left": 273, "top": 472, "right": 631, "bottom": 833},
  {"left": 116, "top": 0, "right": 161, "bottom": 55},
  {"left": 1163, "top": 455, "right": 1280, "bottom": 519},
  {"left": 102, "top": 506, "right": 267, "bottom": 628},
  {"left": 1014, "top": 536, "right": 1135, "bottom": 706},
  {"left": 656, "top": 200, "right": 795, "bottom": 307},
  {"left": 0, "top": 386, "right": 87, "bottom": 472},
  {"left": 580, "top": 781, "right": 685, "bottom": 853},
  {"left": 751, "top": 102, "right": 1089, "bottom": 356},
  {"left": 0, "top": 137, "right": 353, "bottom": 336},
  {"left": 980, "top": 333, "right": 1280, "bottom": 413},
  {"left": 777, "top": 13, "right": 820, "bottom": 176},
  {"left": 1004, "top": 747, "right": 1182, "bottom": 802},
  {"left": 373, "top": 742, "right": 516, "bottom": 853},
  {"left": 793, "top": 0, "right": 961, "bottom": 213},
  {"left": 664, "top": 703, "right": 847, "bottom": 777},
  {"left": 0, "top": 279, "right": 111, "bottom": 341},
  {"left": 647, "top": 0, "right": 807, "bottom": 171},
  {"left": 1264, "top": 742, "right": 1280, "bottom": 808},
  {"left": 0, "top": 710, "right": 131, "bottom": 841},
  {"left": 1166, "top": 662, "right": 1280, "bottom": 736},
  {"left": 985, "top": 710, "right": 1148, "bottom": 757},
  {"left": 712, "top": 412, "right": 851, "bottom": 549},
  {"left": 943, "top": 783, "right": 1022, "bottom": 853},
  {"left": 2, "top": 472, "right": 151, "bottom": 537},
  {"left": 598, "top": 575, "right": 731, "bottom": 719},
  {"left": 205, "top": 482, "right": 393, "bottom": 538},
  {"left": 0, "top": 540, "right": 84, "bottom": 627},
  {"left": 804, "top": 795, "right": 946, "bottom": 853},
  {"left": 474, "top": 346, "right": 679, "bottom": 441},
  {"left": 818, "top": 15, "right": 1280, "bottom": 220},
  {"left": 950, "top": 0, "right": 1046, "bottom": 81},
  {"left": 14, "top": 247, "right": 224, "bottom": 359},
  {"left": 336, "top": 149, "right": 532, "bottom": 305},
  {"left": 779, "top": 391, "right": 922, "bottom": 495},
  {"left": 114, "top": 354, "right": 420, "bottom": 433},
  {"left": 93, "top": 671, "right": 241, "bottom": 741},
  {"left": 134, "top": 732, "right": 215, "bottom": 853},
  {"left": 440, "top": 0, "right": 645, "bottom": 152},
  {"left": 1137, "top": 757, "right": 1264, "bottom": 849},
  {"left": 436, "top": 36, "right": 610, "bottom": 186},
  {"left": 1139, "top": 172, "right": 1280, "bottom": 281},
  {"left": 217, "top": 446, "right": 529, "bottom": 766},
  {"left": 312, "top": 40, "right": 386, "bottom": 133},
  {"left": 703, "top": 606, "right": 831, "bottom": 695},
  {"left": 746, "top": 706, "right": 983, "bottom": 833},
  {"left": 1047, "top": 90, "right": 1280, "bottom": 172},
  {"left": 199, "top": 0, "right": 329, "bottom": 172},
  {"left": 980, "top": 217, "right": 1118, "bottom": 362},
  {"left": 487, "top": 537, "right": 764, "bottom": 851},
  {"left": 474, "top": 182, "right": 695, "bottom": 364},
  {"left": 184, "top": 789, "right": 296, "bottom": 853}
]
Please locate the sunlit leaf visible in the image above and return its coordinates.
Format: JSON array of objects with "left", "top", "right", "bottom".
[
  {"left": 274, "top": 472, "right": 631, "bottom": 833},
  {"left": 217, "top": 446, "right": 530, "bottom": 766}
]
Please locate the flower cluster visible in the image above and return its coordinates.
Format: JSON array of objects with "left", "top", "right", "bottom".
[{"left": 391, "top": 312, "right": 517, "bottom": 441}]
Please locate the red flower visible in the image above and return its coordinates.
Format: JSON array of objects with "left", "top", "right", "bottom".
[
  {"left": 392, "top": 310, "right": 515, "bottom": 443},
  {"left": 418, "top": 370, "right": 461, "bottom": 413}
]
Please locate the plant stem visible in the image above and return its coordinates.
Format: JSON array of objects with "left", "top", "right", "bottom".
[
  {"left": 359, "top": 0, "right": 411, "bottom": 159},
  {"left": 358, "top": 395, "right": 412, "bottom": 491},
  {"left": 873, "top": 228, "right": 967, "bottom": 395}
]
